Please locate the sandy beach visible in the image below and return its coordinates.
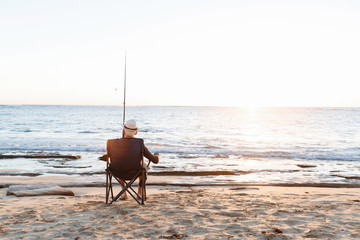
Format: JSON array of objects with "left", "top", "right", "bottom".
[{"left": 1, "top": 176, "right": 360, "bottom": 240}]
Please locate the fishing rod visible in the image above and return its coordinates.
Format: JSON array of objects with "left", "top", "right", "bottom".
[{"left": 123, "top": 51, "right": 127, "bottom": 126}]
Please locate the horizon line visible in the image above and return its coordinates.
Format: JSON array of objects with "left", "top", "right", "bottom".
[{"left": 1, "top": 104, "right": 359, "bottom": 109}]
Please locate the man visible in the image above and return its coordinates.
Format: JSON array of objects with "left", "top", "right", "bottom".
[{"left": 108, "top": 119, "right": 159, "bottom": 200}]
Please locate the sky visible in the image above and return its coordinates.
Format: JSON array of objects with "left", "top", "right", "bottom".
[{"left": 1, "top": 0, "right": 360, "bottom": 107}]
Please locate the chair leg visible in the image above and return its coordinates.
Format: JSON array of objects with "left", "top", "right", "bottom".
[
  {"left": 141, "top": 171, "right": 146, "bottom": 205},
  {"left": 106, "top": 171, "right": 110, "bottom": 203},
  {"left": 141, "top": 186, "right": 145, "bottom": 205},
  {"left": 105, "top": 171, "right": 114, "bottom": 204},
  {"left": 110, "top": 175, "right": 114, "bottom": 200},
  {"left": 143, "top": 185, "right": 146, "bottom": 201}
]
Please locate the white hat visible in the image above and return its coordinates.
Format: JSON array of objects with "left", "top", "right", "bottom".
[{"left": 124, "top": 119, "right": 138, "bottom": 137}]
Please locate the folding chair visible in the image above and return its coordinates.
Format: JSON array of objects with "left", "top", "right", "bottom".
[{"left": 105, "top": 138, "right": 147, "bottom": 205}]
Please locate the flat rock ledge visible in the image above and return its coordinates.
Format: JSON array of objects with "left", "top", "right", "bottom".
[{"left": 6, "top": 185, "right": 75, "bottom": 197}]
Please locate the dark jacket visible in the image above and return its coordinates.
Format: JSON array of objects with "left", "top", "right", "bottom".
[{"left": 106, "top": 138, "right": 159, "bottom": 172}]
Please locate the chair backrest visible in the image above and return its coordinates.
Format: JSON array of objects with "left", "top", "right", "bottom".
[{"left": 107, "top": 138, "right": 144, "bottom": 172}]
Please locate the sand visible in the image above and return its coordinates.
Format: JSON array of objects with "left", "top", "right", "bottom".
[{"left": 1, "top": 179, "right": 360, "bottom": 240}]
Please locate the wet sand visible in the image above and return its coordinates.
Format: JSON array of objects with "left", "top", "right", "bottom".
[{"left": 1, "top": 176, "right": 360, "bottom": 239}]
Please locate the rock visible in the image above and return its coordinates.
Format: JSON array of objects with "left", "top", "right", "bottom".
[
  {"left": 0, "top": 154, "right": 81, "bottom": 159},
  {"left": 345, "top": 176, "right": 360, "bottom": 180},
  {"left": 6, "top": 185, "right": 75, "bottom": 197},
  {"left": 296, "top": 164, "right": 317, "bottom": 168},
  {"left": 160, "top": 233, "right": 189, "bottom": 239}
]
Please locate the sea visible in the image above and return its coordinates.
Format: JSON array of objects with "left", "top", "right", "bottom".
[{"left": 0, "top": 105, "right": 360, "bottom": 187}]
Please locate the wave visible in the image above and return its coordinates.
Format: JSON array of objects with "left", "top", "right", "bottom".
[
  {"left": 149, "top": 169, "right": 302, "bottom": 176},
  {"left": 0, "top": 169, "right": 307, "bottom": 178},
  {"left": 212, "top": 154, "right": 230, "bottom": 158},
  {"left": 170, "top": 150, "right": 360, "bottom": 162},
  {"left": 1, "top": 144, "right": 359, "bottom": 162},
  {"left": 140, "top": 128, "right": 164, "bottom": 133},
  {"left": 202, "top": 145, "right": 222, "bottom": 149},
  {"left": 51, "top": 165, "right": 91, "bottom": 169},
  {"left": 177, "top": 154, "right": 202, "bottom": 159},
  {"left": 78, "top": 131, "right": 98, "bottom": 134},
  {"left": 142, "top": 143, "right": 360, "bottom": 161},
  {"left": 0, "top": 146, "right": 105, "bottom": 153},
  {"left": 1, "top": 180, "right": 359, "bottom": 189},
  {"left": 330, "top": 174, "right": 360, "bottom": 180},
  {"left": 240, "top": 150, "right": 360, "bottom": 162},
  {"left": 150, "top": 170, "right": 250, "bottom": 176},
  {"left": 10, "top": 128, "right": 36, "bottom": 133}
]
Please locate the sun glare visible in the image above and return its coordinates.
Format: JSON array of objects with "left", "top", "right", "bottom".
[{"left": 244, "top": 105, "right": 261, "bottom": 112}]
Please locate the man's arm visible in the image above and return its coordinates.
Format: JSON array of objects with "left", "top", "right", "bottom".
[{"left": 143, "top": 145, "right": 159, "bottom": 164}]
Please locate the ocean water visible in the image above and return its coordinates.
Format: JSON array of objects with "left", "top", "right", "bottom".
[{"left": 0, "top": 105, "right": 360, "bottom": 186}]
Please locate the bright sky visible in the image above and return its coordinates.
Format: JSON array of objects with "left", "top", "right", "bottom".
[{"left": 1, "top": 0, "right": 360, "bottom": 107}]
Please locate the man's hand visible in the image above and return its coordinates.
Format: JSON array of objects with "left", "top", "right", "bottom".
[
  {"left": 154, "top": 152, "right": 160, "bottom": 161},
  {"left": 98, "top": 154, "right": 108, "bottom": 161}
]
